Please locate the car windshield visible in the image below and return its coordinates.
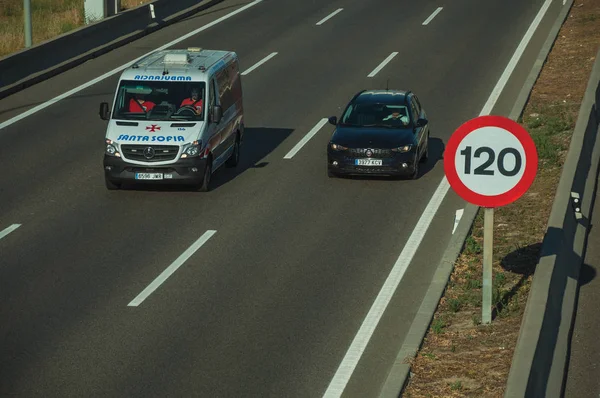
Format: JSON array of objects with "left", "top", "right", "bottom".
[
  {"left": 340, "top": 103, "right": 412, "bottom": 128},
  {"left": 111, "top": 80, "right": 207, "bottom": 121}
]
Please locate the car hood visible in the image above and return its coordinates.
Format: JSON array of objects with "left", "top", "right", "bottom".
[
  {"left": 331, "top": 126, "right": 415, "bottom": 148},
  {"left": 105, "top": 120, "right": 203, "bottom": 145}
]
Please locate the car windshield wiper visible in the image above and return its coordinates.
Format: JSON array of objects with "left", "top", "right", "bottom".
[{"left": 368, "top": 123, "right": 401, "bottom": 128}]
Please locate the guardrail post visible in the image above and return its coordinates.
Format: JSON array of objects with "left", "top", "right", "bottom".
[{"left": 24, "top": 0, "right": 32, "bottom": 47}]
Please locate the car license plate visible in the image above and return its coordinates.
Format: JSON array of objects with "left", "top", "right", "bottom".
[
  {"left": 355, "top": 159, "right": 382, "bottom": 166},
  {"left": 135, "top": 173, "right": 164, "bottom": 180}
]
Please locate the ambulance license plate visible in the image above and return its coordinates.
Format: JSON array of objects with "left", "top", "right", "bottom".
[{"left": 135, "top": 173, "right": 164, "bottom": 180}]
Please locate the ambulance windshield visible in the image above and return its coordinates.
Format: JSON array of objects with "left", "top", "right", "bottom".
[{"left": 112, "top": 81, "right": 207, "bottom": 121}]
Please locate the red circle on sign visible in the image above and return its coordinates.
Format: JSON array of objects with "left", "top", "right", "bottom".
[{"left": 443, "top": 115, "right": 538, "bottom": 208}]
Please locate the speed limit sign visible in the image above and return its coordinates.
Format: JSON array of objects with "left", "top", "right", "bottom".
[
  {"left": 444, "top": 115, "right": 538, "bottom": 208},
  {"left": 444, "top": 115, "right": 538, "bottom": 325}
]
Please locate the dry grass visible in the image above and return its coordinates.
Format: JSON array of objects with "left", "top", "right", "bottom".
[
  {"left": 403, "top": 0, "right": 600, "bottom": 397},
  {"left": 0, "top": 0, "right": 153, "bottom": 58}
]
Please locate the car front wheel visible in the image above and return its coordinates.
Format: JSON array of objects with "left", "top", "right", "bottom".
[
  {"left": 411, "top": 158, "right": 419, "bottom": 179},
  {"left": 420, "top": 136, "right": 429, "bottom": 163}
]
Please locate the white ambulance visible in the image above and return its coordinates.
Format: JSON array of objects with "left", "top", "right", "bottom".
[{"left": 99, "top": 47, "right": 244, "bottom": 191}]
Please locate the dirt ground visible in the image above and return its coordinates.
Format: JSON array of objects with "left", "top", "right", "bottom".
[{"left": 402, "top": 0, "right": 600, "bottom": 397}]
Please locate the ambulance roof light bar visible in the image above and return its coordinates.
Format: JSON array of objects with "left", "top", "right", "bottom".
[{"left": 163, "top": 53, "right": 190, "bottom": 64}]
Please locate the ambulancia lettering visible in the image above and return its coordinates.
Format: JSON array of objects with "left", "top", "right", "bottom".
[
  {"left": 133, "top": 75, "right": 192, "bottom": 81},
  {"left": 116, "top": 134, "right": 185, "bottom": 142}
]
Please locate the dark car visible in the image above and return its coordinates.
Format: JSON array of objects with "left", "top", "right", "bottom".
[{"left": 327, "top": 89, "right": 429, "bottom": 179}]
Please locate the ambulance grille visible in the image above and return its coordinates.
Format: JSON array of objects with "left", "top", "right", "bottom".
[{"left": 121, "top": 145, "right": 179, "bottom": 162}]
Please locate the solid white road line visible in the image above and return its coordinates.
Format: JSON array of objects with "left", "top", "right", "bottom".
[
  {"left": 316, "top": 8, "right": 343, "bottom": 25},
  {"left": 241, "top": 52, "right": 278, "bottom": 76},
  {"left": 128, "top": 230, "right": 216, "bottom": 307},
  {"left": 0, "top": 224, "right": 21, "bottom": 241},
  {"left": 322, "top": 0, "right": 555, "bottom": 395},
  {"left": 480, "top": 0, "right": 554, "bottom": 115},
  {"left": 322, "top": 181, "right": 451, "bottom": 398},
  {"left": 0, "top": 0, "right": 264, "bottom": 133},
  {"left": 283, "top": 118, "right": 329, "bottom": 159},
  {"left": 453, "top": 209, "right": 464, "bottom": 234},
  {"left": 367, "top": 52, "right": 398, "bottom": 78},
  {"left": 422, "top": 7, "right": 443, "bottom": 25}
]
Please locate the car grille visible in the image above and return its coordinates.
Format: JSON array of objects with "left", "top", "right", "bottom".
[
  {"left": 348, "top": 148, "right": 394, "bottom": 158},
  {"left": 121, "top": 145, "right": 179, "bottom": 162}
]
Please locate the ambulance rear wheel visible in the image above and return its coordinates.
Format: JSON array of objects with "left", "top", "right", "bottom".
[
  {"left": 105, "top": 178, "right": 121, "bottom": 190},
  {"left": 226, "top": 134, "right": 240, "bottom": 168}
]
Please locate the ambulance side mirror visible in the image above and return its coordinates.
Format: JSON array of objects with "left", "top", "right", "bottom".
[
  {"left": 212, "top": 105, "right": 222, "bottom": 124},
  {"left": 99, "top": 102, "right": 110, "bottom": 121}
]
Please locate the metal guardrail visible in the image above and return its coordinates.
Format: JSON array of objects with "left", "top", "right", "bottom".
[
  {"left": 0, "top": 0, "right": 224, "bottom": 100},
  {"left": 504, "top": 47, "right": 600, "bottom": 398}
]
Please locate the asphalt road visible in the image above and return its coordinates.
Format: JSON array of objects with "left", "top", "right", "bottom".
[
  {"left": 0, "top": 0, "right": 564, "bottom": 396},
  {"left": 564, "top": 164, "right": 600, "bottom": 398}
]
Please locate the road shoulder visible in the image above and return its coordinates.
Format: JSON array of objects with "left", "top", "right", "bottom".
[{"left": 401, "top": 0, "right": 600, "bottom": 396}]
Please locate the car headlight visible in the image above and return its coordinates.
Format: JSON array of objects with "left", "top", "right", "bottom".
[
  {"left": 330, "top": 143, "right": 348, "bottom": 151},
  {"left": 105, "top": 139, "right": 121, "bottom": 157},
  {"left": 181, "top": 141, "right": 202, "bottom": 158},
  {"left": 391, "top": 145, "right": 412, "bottom": 153}
]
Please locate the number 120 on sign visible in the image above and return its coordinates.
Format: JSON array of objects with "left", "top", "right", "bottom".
[{"left": 460, "top": 146, "right": 522, "bottom": 177}]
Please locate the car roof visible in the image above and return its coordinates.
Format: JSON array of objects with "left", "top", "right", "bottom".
[{"left": 353, "top": 89, "right": 411, "bottom": 105}]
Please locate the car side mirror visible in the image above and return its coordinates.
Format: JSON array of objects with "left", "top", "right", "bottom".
[
  {"left": 212, "top": 105, "right": 223, "bottom": 124},
  {"left": 99, "top": 102, "right": 110, "bottom": 120},
  {"left": 328, "top": 116, "right": 337, "bottom": 126},
  {"left": 416, "top": 117, "right": 428, "bottom": 127}
]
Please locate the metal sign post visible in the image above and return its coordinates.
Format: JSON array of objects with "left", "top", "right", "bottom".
[
  {"left": 482, "top": 207, "right": 494, "bottom": 324},
  {"left": 24, "top": 0, "right": 32, "bottom": 47}
]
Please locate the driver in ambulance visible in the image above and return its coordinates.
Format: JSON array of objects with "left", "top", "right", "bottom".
[{"left": 180, "top": 88, "right": 203, "bottom": 115}]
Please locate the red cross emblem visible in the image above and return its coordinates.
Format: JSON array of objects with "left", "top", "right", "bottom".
[{"left": 146, "top": 124, "right": 161, "bottom": 132}]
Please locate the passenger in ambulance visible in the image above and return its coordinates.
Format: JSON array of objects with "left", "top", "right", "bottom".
[{"left": 129, "top": 93, "right": 156, "bottom": 113}]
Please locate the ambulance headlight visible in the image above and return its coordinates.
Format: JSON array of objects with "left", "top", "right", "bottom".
[
  {"left": 184, "top": 146, "right": 200, "bottom": 157},
  {"left": 181, "top": 141, "right": 202, "bottom": 158},
  {"left": 105, "top": 140, "right": 121, "bottom": 157}
]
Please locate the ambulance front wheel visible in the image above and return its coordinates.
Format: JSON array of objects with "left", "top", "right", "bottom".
[
  {"left": 105, "top": 177, "right": 121, "bottom": 190},
  {"left": 196, "top": 157, "right": 212, "bottom": 192}
]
